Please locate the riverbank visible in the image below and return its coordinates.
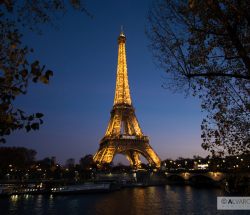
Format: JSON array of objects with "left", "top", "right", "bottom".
[
  {"left": 1, "top": 171, "right": 249, "bottom": 196},
  {"left": 0, "top": 181, "right": 121, "bottom": 197}
]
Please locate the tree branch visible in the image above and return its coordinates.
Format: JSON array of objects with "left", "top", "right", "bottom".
[
  {"left": 190, "top": 27, "right": 227, "bottom": 36},
  {"left": 208, "top": 0, "right": 250, "bottom": 75},
  {"left": 186, "top": 72, "right": 250, "bottom": 80}
]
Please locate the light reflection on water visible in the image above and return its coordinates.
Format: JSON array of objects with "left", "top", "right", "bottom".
[{"left": 0, "top": 186, "right": 248, "bottom": 215}]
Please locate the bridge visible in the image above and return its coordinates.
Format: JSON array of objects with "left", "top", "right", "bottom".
[
  {"left": 163, "top": 171, "right": 250, "bottom": 188},
  {"left": 165, "top": 171, "right": 225, "bottom": 182}
]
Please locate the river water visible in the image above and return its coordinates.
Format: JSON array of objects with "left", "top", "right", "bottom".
[{"left": 0, "top": 185, "right": 248, "bottom": 215}]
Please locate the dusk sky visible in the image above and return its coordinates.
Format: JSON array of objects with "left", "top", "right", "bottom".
[{"left": 6, "top": 0, "right": 209, "bottom": 164}]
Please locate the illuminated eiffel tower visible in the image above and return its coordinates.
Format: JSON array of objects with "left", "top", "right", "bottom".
[{"left": 93, "top": 30, "right": 161, "bottom": 168}]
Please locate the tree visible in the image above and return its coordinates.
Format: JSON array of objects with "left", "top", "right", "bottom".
[
  {"left": 0, "top": 146, "right": 37, "bottom": 168},
  {"left": 147, "top": 0, "right": 250, "bottom": 156},
  {"left": 79, "top": 154, "right": 95, "bottom": 170},
  {"left": 37, "top": 157, "right": 54, "bottom": 168},
  {"left": 0, "top": 0, "right": 88, "bottom": 143},
  {"left": 65, "top": 158, "right": 75, "bottom": 168}
]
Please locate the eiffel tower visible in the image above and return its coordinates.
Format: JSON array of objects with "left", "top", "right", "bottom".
[{"left": 93, "top": 30, "right": 161, "bottom": 168}]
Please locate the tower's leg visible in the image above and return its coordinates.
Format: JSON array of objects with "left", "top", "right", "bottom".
[
  {"left": 125, "top": 151, "right": 141, "bottom": 168},
  {"left": 143, "top": 147, "right": 161, "bottom": 168},
  {"left": 93, "top": 147, "right": 116, "bottom": 165}
]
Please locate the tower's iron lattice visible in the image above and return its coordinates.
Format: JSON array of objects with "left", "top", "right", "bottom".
[{"left": 93, "top": 31, "right": 161, "bottom": 168}]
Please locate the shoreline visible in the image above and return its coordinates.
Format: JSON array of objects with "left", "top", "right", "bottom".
[{"left": 0, "top": 181, "right": 227, "bottom": 198}]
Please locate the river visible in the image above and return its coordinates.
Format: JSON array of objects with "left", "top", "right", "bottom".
[{"left": 0, "top": 185, "right": 248, "bottom": 215}]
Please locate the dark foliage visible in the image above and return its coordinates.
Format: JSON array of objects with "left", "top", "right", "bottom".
[
  {"left": 0, "top": 0, "right": 88, "bottom": 143},
  {"left": 147, "top": 0, "right": 250, "bottom": 155},
  {"left": 0, "top": 146, "right": 36, "bottom": 169}
]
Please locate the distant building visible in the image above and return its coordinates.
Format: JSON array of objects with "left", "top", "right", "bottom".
[
  {"left": 51, "top": 156, "right": 56, "bottom": 166},
  {"left": 65, "top": 158, "right": 75, "bottom": 168},
  {"left": 194, "top": 161, "right": 209, "bottom": 170}
]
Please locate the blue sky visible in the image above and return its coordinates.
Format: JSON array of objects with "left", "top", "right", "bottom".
[{"left": 6, "top": 0, "right": 208, "bottom": 164}]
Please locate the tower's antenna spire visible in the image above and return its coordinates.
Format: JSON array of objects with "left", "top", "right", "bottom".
[
  {"left": 120, "top": 25, "right": 125, "bottom": 36},
  {"left": 115, "top": 25, "right": 130, "bottom": 105}
]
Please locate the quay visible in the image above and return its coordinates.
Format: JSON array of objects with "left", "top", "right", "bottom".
[{"left": 1, "top": 170, "right": 249, "bottom": 196}]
